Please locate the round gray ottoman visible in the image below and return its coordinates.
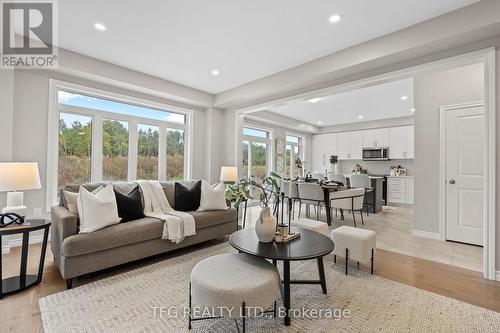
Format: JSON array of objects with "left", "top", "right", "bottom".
[{"left": 189, "top": 253, "right": 279, "bottom": 330}]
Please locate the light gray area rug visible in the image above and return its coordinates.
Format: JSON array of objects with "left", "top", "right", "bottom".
[{"left": 40, "top": 243, "right": 500, "bottom": 333}]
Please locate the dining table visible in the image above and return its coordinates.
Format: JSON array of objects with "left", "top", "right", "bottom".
[{"left": 295, "top": 181, "right": 343, "bottom": 226}]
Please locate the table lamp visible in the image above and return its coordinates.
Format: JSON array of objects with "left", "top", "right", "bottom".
[
  {"left": 0, "top": 162, "right": 41, "bottom": 226},
  {"left": 220, "top": 166, "right": 238, "bottom": 183}
]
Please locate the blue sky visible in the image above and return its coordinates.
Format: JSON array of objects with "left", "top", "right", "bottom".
[{"left": 58, "top": 91, "right": 185, "bottom": 124}]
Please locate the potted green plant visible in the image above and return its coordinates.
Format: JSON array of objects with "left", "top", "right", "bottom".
[
  {"left": 225, "top": 172, "right": 282, "bottom": 242},
  {"left": 329, "top": 155, "right": 338, "bottom": 173},
  {"left": 295, "top": 158, "right": 306, "bottom": 178}
]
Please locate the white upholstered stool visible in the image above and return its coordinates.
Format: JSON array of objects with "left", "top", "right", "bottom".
[
  {"left": 330, "top": 226, "right": 376, "bottom": 275},
  {"left": 291, "top": 218, "right": 329, "bottom": 235},
  {"left": 189, "top": 253, "right": 279, "bottom": 332}
]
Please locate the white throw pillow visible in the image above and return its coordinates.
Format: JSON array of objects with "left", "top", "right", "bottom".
[
  {"left": 77, "top": 184, "right": 121, "bottom": 233},
  {"left": 197, "top": 180, "right": 228, "bottom": 211},
  {"left": 63, "top": 186, "right": 102, "bottom": 215}
]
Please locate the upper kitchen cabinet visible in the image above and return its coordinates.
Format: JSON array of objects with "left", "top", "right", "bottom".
[
  {"left": 389, "top": 125, "right": 414, "bottom": 159},
  {"left": 362, "top": 128, "right": 389, "bottom": 148},
  {"left": 311, "top": 133, "right": 337, "bottom": 171},
  {"left": 337, "top": 131, "right": 363, "bottom": 160}
]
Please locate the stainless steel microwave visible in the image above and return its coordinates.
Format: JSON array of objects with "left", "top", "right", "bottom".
[{"left": 362, "top": 147, "right": 389, "bottom": 161}]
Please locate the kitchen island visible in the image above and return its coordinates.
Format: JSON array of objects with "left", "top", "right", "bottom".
[{"left": 344, "top": 174, "right": 385, "bottom": 213}]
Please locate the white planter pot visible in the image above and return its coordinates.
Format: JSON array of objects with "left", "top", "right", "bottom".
[
  {"left": 329, "top": 164, "right": 338, "bottom": 173},
  {"left": 255, "top": 207, "right": 276, "bottom": 243}
]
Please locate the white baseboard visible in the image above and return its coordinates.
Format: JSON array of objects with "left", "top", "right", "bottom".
[
  {"left": 496, "top": 271, "right": 500, "bottom": 282},
  {"left": 1, "top": 234, "right": 51, "bottom": 254},
  {"left": 412, "top": 230, "right": 442, "bottom": 240}
]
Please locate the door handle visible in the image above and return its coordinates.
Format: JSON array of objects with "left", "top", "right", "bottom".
[{"left": 449, "top": 179, "right": 456, "bottom": 184}]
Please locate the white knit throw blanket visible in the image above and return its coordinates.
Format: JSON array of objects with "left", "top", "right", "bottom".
[{"left": 136, "top": 180, "right": 196, "bottom": 243}]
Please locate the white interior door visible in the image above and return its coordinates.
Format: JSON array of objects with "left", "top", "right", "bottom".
[{"left": 445, "top": 105, "right": 484, "bottom": 246}]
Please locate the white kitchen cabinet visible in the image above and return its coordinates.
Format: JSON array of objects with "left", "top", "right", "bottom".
[
  {"left": 362, "top": 128, "right": 389, "bottom": 148},
  {"left": 387, "top": 177, "right": 414, "bottom": 204},
  {"left": 337, "top": 131, "right": 362, "bottom": 160},
  {"left": 350, "top": 131, "right": 363, "bottom": 159},
  {"left": 311, "top": 133, "right": 337, "bottom": 172},
  {"left": 389, "top": 125, "right": 414, "bottom": 159},
  {"left": 337, "top": 132, "right": 351, "bottom": 160}
]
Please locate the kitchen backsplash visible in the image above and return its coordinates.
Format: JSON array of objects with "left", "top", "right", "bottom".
[{"left": 338, "top": 159, "right": 414, "bottom": 176}]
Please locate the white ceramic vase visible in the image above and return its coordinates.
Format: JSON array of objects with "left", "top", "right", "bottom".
[{"left": 255, "top": 207, "right": 276, "bottom": 243}]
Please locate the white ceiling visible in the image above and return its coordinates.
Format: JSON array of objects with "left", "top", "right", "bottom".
[
  {"left": 261, "top": 78, "right": 415, "bottom": 127},
  {"left": 55, "top": 0, "right": 477, "bottom": 94}
]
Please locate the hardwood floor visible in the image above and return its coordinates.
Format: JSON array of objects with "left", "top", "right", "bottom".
[{"left": 1, "top": 213, "right": 499, "bottom": 332}]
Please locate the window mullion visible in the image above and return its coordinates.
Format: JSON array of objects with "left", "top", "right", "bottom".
[
  {"left": 158, "top": 124, "right": 167, "bottom": 181},
  {"left": 248, "top": 141, "right": 253, "bottom": 179},
  {"left": 92, "top": 114, "right": 103, "bottom": 182},
  {"left": 128, "top": 122, "right": 138, "bottom": 181}
]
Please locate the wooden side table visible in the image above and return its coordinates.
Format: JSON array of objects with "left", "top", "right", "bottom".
[{"left": 0, "top": 219, "right": 51, "bottom": 299}]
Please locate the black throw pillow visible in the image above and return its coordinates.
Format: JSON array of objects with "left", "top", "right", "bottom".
[
  {"left": 175, "top": 181, "right": 201, "bottom": 212},
  {"left": 114, "top": 186, "right": 145, "bottom": 223}
]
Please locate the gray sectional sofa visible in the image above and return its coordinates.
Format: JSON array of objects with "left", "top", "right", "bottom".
[{"left": 50, "top": 181, "right": 237, "bottom": 289}]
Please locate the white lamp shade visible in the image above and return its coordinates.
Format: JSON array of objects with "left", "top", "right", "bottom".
[
  {"left": 220, "top": 166, "right": 238, "bottom": 182},
  {"left": 0, "top": 162, "right": 41, "bottom": 192}
]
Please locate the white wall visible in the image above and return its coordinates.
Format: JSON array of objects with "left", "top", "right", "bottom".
[
  {"left": 338, "top": 159, "right": 415, "bottom": 176},
  {"left": 0, "top": 69, "right": 14, "bottom": 162},
  {"left": 413, "top": 63, "right": 484, "bottom": 234},
  {"left": 205, "top": 108, "right": 226, "bottom": 182},
  {"left": 0, "top": 70, "right": 14, "bottom": 224}
]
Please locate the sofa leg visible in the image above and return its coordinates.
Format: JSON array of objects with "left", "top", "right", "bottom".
[{"left": 66, "top": 278, "right": 73, "bottom": 290}]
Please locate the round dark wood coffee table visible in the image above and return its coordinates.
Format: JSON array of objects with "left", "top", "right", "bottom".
[{"left": 229, "top": 227, "right": 334, "bottom": 326}]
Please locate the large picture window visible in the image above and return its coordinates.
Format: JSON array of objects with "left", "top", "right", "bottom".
[{"left": 53, "top": 86, "right": 191, "bottom": 195}]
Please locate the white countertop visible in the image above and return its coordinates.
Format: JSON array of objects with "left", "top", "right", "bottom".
[
  {"left": 386, "top": 175, "right": 413, "bottom": 178},
  {"left": 344, "top": 174, "right": 385, "bottom": 179}
]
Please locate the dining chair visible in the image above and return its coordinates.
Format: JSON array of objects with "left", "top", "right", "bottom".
[
  {"left": 328, "top": 173, "right": 347, "bottom": 186},
  {"left": 297, "top": 182, "right": 325, "bottom": 221},
  {"left": 312, "top": 172, "right": 324, "bottom": 181},
  {"left": 329, "top": 188, "right": 366, "bottom": 227},
  {"left": 348, "top": 174, "right": 373, "bottom": 215}
]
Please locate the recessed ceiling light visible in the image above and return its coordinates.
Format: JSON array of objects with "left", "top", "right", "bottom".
[
  {"left": 308, "top": 97, "right": 322, "bottom": 104},
  {"left": 401, "top": 95, "right": 408, "bottom": 101},
  {"left": 358, "top": 115, "right": 364, "bottom": 119},
  {"left": 410, "top": 107, "right": 416, "bottom": 112},
  {"left": 94, "top": 23, "right": 106, "bottom": 31},
  {"left": 329, "top": 14, "right": 342, "bottom": 23},
  {"left": 211, "top": 69, "right": 220, "bottom": 76},
  {"left": 317, "top": 121, "right": 322, "bottom": 125}
]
